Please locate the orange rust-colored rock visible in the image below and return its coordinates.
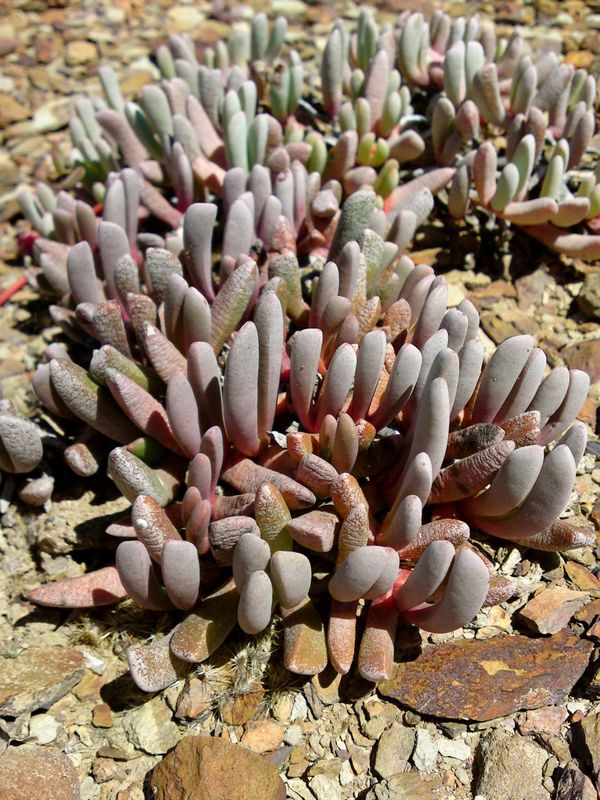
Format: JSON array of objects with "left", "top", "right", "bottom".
[
  {"left": 518, "top": 586, "right": 590, "bottom": 635},
  {"left": 379, "top": 630, "right": 592, "bottom": 721}
]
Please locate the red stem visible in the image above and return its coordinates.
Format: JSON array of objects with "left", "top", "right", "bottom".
[{"left": 0, "top": 275, "right": 27, "bottom": 306}]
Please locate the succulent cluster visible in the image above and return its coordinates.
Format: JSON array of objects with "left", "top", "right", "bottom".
[
  {"left": 0, "top": 396, "right": 42, "bottom": 477},
  {"left": 17, "top": 9, "right": 596, "bottom": 690}
]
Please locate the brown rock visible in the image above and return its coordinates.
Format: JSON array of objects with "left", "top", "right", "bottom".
[
  {"left": 474, "top": 729, "right": 549, "bottom": 800},
  {"left": 365, "top": 771, "right": 442, "bottom": 799},
  {"left": 175, "top": 677, "right": 213, "bottom": 719},
  {"left": 517, "top": 586, "right": 590, "bottom": 634},
  {"left": 0, "top": 38, "right": 19, "bottom": 57},
  {"left": 566, "top": 562, "right": 600, "bottom": 596},
  {"left": 220, "top": 684, "right": 264, "bottom": 725},
  {"left": 241, "top": 720, "right": 285, "bottom": 753},
  {"left": 480, "top": 308, "right": 539, "bottom": 344},
  {"left": 92, "top": 757, "right": 120, "bottom": 783},
  {"left": 575, "top": 598, "right": 600, "bottom": 625},
  {"left": 554, "top": 763, "right": 598, "bottom": 800},
  {"left": 64, "top": 40, "right": 97, "bottom": 65},
  {"left": 151, "top": 735, "right": 285, "bottom": 800},
  {"left": 0, "top": 648, "right": 84, "bottom": 716},
  {"left": 0, "top": 95, "right": 29, "bottom": 127},
  {"left": 379, "top": 631, "right": 592, "bottom": 721},
  {"left": 574, "top": 713, "right": 600, "bottom": 778},
  {"left": 587, "top": 662, "right": 600, "bottom": 698},
  {"left": 563, "top": 339, "right": 600, "bottom": 383},
  {"left": 578, "top": 272, "right": 600, "bottom": 320},
  {"left": 92, "top": 703, "right": 113, "bottom": 728},
  {"left": 374, "top": 722, "right": 415, "bottom": 779},
  {"left": 518, "top": 705, "right": 568, "bottom": 735},
  {"left": 515, "top": 269, "right": 553, "bottom": 309},
  {"left": 0, "top": 745, "right": 79, "bottom": 800},
  {"left": 34, "top": 35, "right": 58, "bottom": 63}
]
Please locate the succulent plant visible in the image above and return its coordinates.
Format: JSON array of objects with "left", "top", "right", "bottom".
[
  {"left": 0, "top": 391, "right": 50, "bottom": 510},
  {"left": 20, "top": 10, "right": 595, "bottom": 691}
]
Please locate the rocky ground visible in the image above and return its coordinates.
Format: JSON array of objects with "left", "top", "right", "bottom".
[{"left": 1, "top": 0, "right": 600, "bottom": 798}]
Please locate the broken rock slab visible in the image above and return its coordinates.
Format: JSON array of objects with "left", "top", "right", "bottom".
[
  {"left": 379, "top": 630, "right": 592, "bottom": 721},
  {"left": 517, "top": 586, "right": 590, "bottom": 634},
  {"left": 0, "top": 647, "right": 84, "bottom": 717}
]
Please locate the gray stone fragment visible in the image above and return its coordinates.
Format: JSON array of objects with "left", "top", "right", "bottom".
[
  {"left": 474, "top": 730, "right": 550, "bottom": 800},
  {"left": 374, "top": 722, "right": 415, "bottom": 779}
]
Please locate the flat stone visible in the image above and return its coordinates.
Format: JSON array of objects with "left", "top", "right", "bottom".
[
  {"left": 0, "top": 648, "right": 85, "bottom": 717},
  {"left": 480, "top": 308, "right": 539, "bottom": 344},
  {"left": 0, "top": 95, "right": 29, "bottom": 127},
  {"left": 123, "top": 696, "right": 179, "bottom": 755},
  {"left": 0, "top": 745, "right": 79, "bottom": 800},
  {"left": 241, "top": 720, "right": 285, "bottom": 754},
  {"left": 379, "top": 631, "right": 592, "bottom": 721},
  {"left": 565, "top": 562, "right": 600, "bottom": 596},
  {"left": 365, "top": 771, "right": 442, "bottom": 800},
  {"left": 92, "top": 703, "right": 113, "bottom": 728},
  {"left": 374, "top": 722, "right": 415, "bottom": 779},
  {"left": 518, "top": 586, "right": 590, "bottom": 634},
  {"left": 474, "top": 730, "right": 549, "bottom": 800},
  {"left": 151, "top": 735, "right": 285, "bottom": 800},
  {"left": 166, "top": 5, "right": 205, "bottom": 32},
  {"left": 563, "top": 339, "right": 600, "bottom": 383},
  {"left": 64, "top": 40, "right": 97, "bottom": 65}
]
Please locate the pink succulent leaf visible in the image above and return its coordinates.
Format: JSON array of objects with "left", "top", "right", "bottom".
[
  {"left": 67, "top": 241, "right": 100, "bottom": 306},
  {"left": 357, "top": 592, "right": 398, "bottom": 682},
  {"left": 537, "top": 369, "right": 590, "bottom": 446},
  {"left": 238, "top": 570, "right": 273, "bottom": 634},
  {"left": 327, "top": 599, "right": 358, "bottom": 675},
  {"left": 403, "top": 546, "right": 489, "bottom": 633},
  {"left": 470, "top": 335, "right": 534, "bottom": 423},
  {"left": 166, "top": 371, "right": 201, "bottom": 459},
  {"left": 162, "top": 540, "right": 201, "bottom": 610},
  {"left": 397, "top": 519, "right": 470, "bottom": 561},
  {"left": 131, "top": 494, "right": 181, "bottom": 564},
  {"left": 270, "top": 551, "right": 312, "bottom": 608},
  {"left": 187, "top": 342, "right": 224, "bottom": 435},
  {"left": 329, "top": 546, "right": 398, "bottom": 603},
  {"left": 394, "top": 540, "right": 456, "bottom": 611},
  {"left": 223, "top": 322, "right": 261, "bottom": 457},
  {"left": 349, "top": 329, "right": 387, "bottom": 420},
  {"left": 128, "top": 631, "right": 188, "bottom": 692},
  {"left": 467, "top": 444, "right": 576, "bottom": 540},
  {"left": 115, "top": 540, "right": 173, "bottom": 610},
  {"left": 232, "top": 532, "right": 271, "bottom": 591},
  {"left": 331, "top": 413, "right": 359, "bottom": 474},
  {"left": 28, "top": 567, "right": 127, "bottom": 608},
  {"left": 105, "top": 368, "right": 181, "bottom": 453}
]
